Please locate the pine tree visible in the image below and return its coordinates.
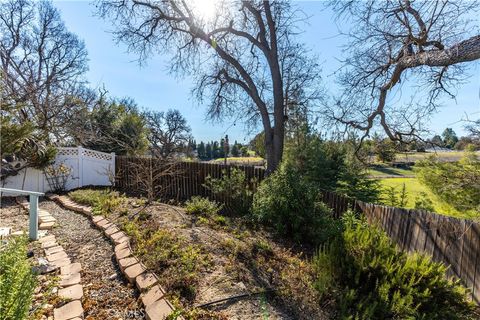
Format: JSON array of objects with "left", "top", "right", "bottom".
[
  {"left": 197, "top": 141, "right": 206, "bottom": 160},
  {"left": 206, "top": 142, "right": 212, "bottom": 160}
]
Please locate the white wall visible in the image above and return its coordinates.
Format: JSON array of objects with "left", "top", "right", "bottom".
[{"left": 1, "top": 147, "right": 115, "bottom": 193}]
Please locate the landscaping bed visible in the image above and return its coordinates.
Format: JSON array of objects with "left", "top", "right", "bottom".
[{"left": 69, "top": 189, "right": 331, "bottom": 319}]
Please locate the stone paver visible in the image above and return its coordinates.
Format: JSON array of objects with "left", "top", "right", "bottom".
[
  {"left": 51, "top": 257, "right": 71, "bottom": 268},
  {"left": 39, "top": 221, "right": 55, "bottom": 230},
  {"left": 92, "top": 216, "right": 104, "bottom": 223},
  {"left": 124, "top": 263, "right": 146, "bottom": 283},
  {"left": 113, "top": 235, "right": 129, "bottom": 245},
  {"left": 110, "top": 231, "right": 126, "bottom": 241},
  {"left": 58, "top": 284, "right": 84, "bottom": 300},
  {"left": 118, "top": 257, "right": 138, "bottom": 272},
  {"left": 45, "top": 245, "right": 64, "bottom": 255},
  {"left": 41, "top": 241, "right": 57, "bottom": 249},
  {"left": 105, "top": 225, "right": 119, "bottom": 235},
  {"left": 136, "top": 272, "right": 157, "bottom": 292},
  {"left": 141, "top": 285, "right": 166, "bottom": 306},
  {"left": 61, "top": 262, "right": 82, "bottom": 275},
  {"left": 46, "top": 250, "right": 68, "bottom": 262},
  {"left": 145, "top": 299, "right": 173, "bottom": 320},
  {"left": 115, "top": 242, "right": 129, "bottom": 252},
  {"left": 59, "top": 272, "right": 81, "bottom": 287},
  {"left": 96, "top": 219, "right": 110, "bottom": 228},
  {"left": 39, "top": 235, "right": 56, "bottom": 243},
  {"left": 53, "top": 300, "right": 83, "bottom": 320},
  {"left": 115, "top": 247, "right": 132, "bottom": 261}
]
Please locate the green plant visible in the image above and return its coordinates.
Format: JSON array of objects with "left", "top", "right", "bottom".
[
  {"left": 0, "top": 236, "right": 37, "bottom": 320},
  {"left": 313, "top": 211, "right": 476, "bottom": 319},
  {"left": 68, "top": 189, "right": 123, "bottom": 216},
  {"left": 416, "top": 152, "right": 480, "bottom": 215},
  {"left": 252, "top": 162, "right": 341, "bottom": 245},
  {"left": 122, "top": 219, "right": 210, "bottom": 303},
  {"left": 381, "top": 183, "right": 408, "bottom": 207},
  {"left": 185, "top": 196, "right": 222, "bottom": 217},
  {"left": 204, "top": 168, "right": 255, "bottom": 215},
  {"left": 414, "top": 192, "right": 435, "bottom": 212}
]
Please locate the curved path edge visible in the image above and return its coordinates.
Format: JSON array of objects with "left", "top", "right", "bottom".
[{"left": 48, "top": 194, "right": 180, "bottom": 320}]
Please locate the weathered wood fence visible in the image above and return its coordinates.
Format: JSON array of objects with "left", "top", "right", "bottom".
[
  {"left": 320, "top": 190, "right": 480, "bottom": 304},
  {"left": 115, "top": 157, "right": 265, "bottom": 202},
  {"left": 116, "top": 157, "right": 479, "bottom": 303}
]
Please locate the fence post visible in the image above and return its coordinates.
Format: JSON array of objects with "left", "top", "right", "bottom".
[
  {"left": 29, "top": 195, "right": 38, "bottom": 240},
  {"left": 77, "top": 146, "right": 84, "bottom": 188}
]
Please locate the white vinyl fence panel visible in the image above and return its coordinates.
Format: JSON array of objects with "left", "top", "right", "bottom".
[{"left": 1, "top": 147, "right": 115, "bottom": 193}]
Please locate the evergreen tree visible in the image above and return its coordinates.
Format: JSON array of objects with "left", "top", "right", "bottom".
[
  {"left": 205, "top": 142, "right": 213, "bottom": 160},
  {"left": 231, "top": 141, "right": 240, "bottom": 157},
  {"left": 197, "top": 141, "right": 206, "bottom": 160}
]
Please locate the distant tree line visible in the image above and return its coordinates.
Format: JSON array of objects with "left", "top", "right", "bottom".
[{"left": 196, "top": 139, "right": 248, "bottom": 161}]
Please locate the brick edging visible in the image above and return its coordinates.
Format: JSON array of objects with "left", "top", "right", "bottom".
[
  {"left": 17, "top": 197, "right": 85, "bottom": 320},
  {"left": 48, "top": 194, "right": 177, "bottom": 320}
]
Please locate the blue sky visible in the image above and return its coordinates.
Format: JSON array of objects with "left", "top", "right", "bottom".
[{"left": 54, "top": 1, "right": 479, "bottom": 143}]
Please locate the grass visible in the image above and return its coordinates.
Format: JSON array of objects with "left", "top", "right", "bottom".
[
  {"left": 212, "top": 156, "right": 264, "bottom": 163},
  {"left": 393, "top": 151, "right": 480, "bottom": 163},
  {"left": 368, "top": 164, "right": 414, "bottom": 177},
  {"left": 378, "top": 177, "right": 467, "bottom": 218}
]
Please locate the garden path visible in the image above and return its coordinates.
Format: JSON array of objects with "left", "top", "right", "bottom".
[{"left": 40, "top": 200, "right": 146, "bottom": 319}]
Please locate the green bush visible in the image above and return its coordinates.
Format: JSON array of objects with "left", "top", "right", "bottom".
[
  {"left": 313, "top": 211, "right": 475, "bottom": 319},
  {"left": 203, "top": 168, "right": 255, "bottom": 215},
  {"left": 0, "top": 237, "right": 37, "bottom": 320},
  {"left": 284, "top": 135, "right": 380, "bottom": 202},
  {"left": 252, "top": 162, "right": 341, "bottom": 245},
  {"left": 185, "top": 196, "right": 222, "bottom": 217},
  {"left": 416, "top": 152, "right": 480, "bottom": 215},
  {"left": 68, "top": 189, "right": 123, "bottom": 215}
]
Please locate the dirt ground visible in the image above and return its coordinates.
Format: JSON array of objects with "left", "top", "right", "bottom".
[{"left": 107, "top": 198, "right": 329, "bottom": 320}]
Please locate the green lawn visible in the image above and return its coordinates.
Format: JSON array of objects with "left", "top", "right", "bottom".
[
  {"left": 378, "top": 177, "right": 470, "bottom": 218},
  {"left": 368, "top": 164, "right": 414, "bottom": 178}
]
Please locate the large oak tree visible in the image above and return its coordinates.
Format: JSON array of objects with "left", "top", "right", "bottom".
[{"left": 98, "top": 0, "right": 321, "bottom": 173}]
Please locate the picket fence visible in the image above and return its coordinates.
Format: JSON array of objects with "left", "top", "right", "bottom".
[
  {"left": 1, "top": 147, "right": 115, "bottom": 193},
  {"left": 115, "top": 157, "right": 480, "bottom": 303}
]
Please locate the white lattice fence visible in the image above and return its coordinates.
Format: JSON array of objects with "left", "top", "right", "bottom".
[{"left": 1, "top": 147, "right": 115, "bottom": 193}]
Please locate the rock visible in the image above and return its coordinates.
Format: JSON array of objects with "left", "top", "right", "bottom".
[
  {"left": 145, "top": 299, "right": 173, "bottom": 320},
  {"left": 58, "top": 284, "right": 83, "bottom": 300},
  {"left": 59, "top": 273, "right": 81, "bottom": 287},
  {"left": 141, "top": 285, "right": 166, "bottom": 307},
  {"left": 124, "top": 263, "right": 146, "bottom": 283},
  {"left": 32, "top": 264, "right": 58, "bottom": 275},
  {"left": 60, "top": 262, "right": 82, "bottom": 275},
  {"left": 109, "top": 273, "right": 117, "bottom": 280},
  {"left": 136, "top": 273, "right": 158, "bottom": 292},
  {"left": 53, "top": 300, "right": 83, "bottom": 320}
]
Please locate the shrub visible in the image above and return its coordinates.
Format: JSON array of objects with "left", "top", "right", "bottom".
[
  {"left": 0, "top": 237, "right": 37, "bottom": 320},
  {"left": 203, "top": 168, "right": 255, "bottom": 215},
  {"left": 68, "top": 189, "right": 123, "bottom": 216},
  {"left": 416, "top": 152, "right": 480, "bottom": 215},
  {"left": 122, "top": 219, "right": 210, "bottom": 303},
  {"left": 252, "top": 162, "right": 341, "bottom": 245},
  {"left": 185, "top": 196, "right": 222, "bottom": 217},
  {"left": 313, "top": 211, "right": 476, "bottom": 319},
  {"left": 414, "top": 192, "right": 435, "bottom": 212}
]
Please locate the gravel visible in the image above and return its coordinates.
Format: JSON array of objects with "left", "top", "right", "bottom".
[{"left": 40, "top": 200, "right": 146, "bottom": 319}]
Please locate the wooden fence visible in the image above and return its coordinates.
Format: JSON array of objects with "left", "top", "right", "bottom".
[
  {"left": 115, "top": 157, "right": 265, "bottom": 203},
  {"left": 116, "top": 157, "right": 479, "bottom": 303},
  {"left": 320, "top": 190, "right": 480, "bottom": 304}
]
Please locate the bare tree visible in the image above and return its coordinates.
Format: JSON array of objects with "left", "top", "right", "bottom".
[
  {"left": 144, "top": 109, "right": 192, "bottom": 159},
  {"left": 327, "top": 0, "right": 480, "bottom": 143},
  {"left": 97, "top": 0, "right": 321, "bottom": 173},
  {"left": 0, "top": 0, "right": 88, "bottom": 141}
]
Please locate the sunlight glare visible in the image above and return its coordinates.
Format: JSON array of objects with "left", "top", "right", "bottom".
[{"left": 190, "top": 0, "right": 218, "bottom": 22}]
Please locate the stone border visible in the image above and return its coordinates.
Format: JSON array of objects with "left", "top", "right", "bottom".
[
  {"left": 16, "top": 196, "right": 57, "bottom": 230},
  {"left": 49, "top": 194, "right": 177, "bottom": 320},
  {"left": 17, "top": 198, "right": 84, "bottom": 320}
]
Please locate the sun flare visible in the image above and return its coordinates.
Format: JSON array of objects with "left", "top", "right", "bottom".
[{"left": 190, "top": 0, "right": 218, "bottom": 21}]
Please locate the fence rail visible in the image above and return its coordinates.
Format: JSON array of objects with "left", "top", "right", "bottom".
[{"left": 115, "top": 157, "right": 479, "bottom": 303}]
